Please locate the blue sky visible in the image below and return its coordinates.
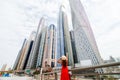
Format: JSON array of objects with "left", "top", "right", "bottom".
[{"left": 0, "top": 0, "right": 120, "bottom": 69}]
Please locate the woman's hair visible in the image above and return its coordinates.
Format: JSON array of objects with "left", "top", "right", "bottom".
[{"left": 62, "top": 60, "right": 67, "bottom": 67}]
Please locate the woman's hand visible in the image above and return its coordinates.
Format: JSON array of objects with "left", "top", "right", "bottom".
[{"left": 57, "top": 58, "right": 62, "bottom": 64}]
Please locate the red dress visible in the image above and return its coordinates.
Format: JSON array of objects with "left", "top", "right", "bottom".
[{"left": 60, "top": 66, "right": 70, "bottom": 80}]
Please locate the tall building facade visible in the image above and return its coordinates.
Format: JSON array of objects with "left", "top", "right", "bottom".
[
  {"left": 42, "top": 27, "right": 49, "bottom": 68},
  {"left": 13, "top": 39, "right": 27, "bottom": 70},
  {"left": 42, "top": 24, "right": 56, "bottom": 68},
  {"left": 70, "top": 31, "right": 78, "bottom": 64},
  {"left": 69, "top": 0, "right": 103, "bottom": 68},
  {"left": 57, "top": 6, "right": 65, "bottom": 63},
  {"left": 36, "top": 27, "right": 47, "bottom": 68},
  {"left": 16, "top": 39, "right": 28, "bottom": 70},
  {"left": 57, "top": 5, "right": 74, "bottom": 67},
  {"left": 26, "top": 18, "right": 45, "bottom": 69},
  {"left": 20, "top": 31, "right": 36, "bottom": 70},
  {"left": 13, "top": 32, "right": 36, "bottom": 70}
]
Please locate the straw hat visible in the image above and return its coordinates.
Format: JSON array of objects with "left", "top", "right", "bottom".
[{"left": 61, "top": 55, "right": 67, "bottom": 60}]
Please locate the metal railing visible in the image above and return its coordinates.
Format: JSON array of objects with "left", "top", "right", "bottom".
[
  {"left": 0, "top": 62, "right": 120, "bottom": 80},
  {"left": 40, "top": 62, "right": 120, "bottom": 80}
]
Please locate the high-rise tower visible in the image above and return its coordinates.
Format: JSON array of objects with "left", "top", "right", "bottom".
[
  {"left": 69, "top": 0, "right": 103, "bottom": 68},
  {"left": 26, "top": 17, "right": 45, "bottom": 69},
  {"left": 70, "top": 31, "right": 78, "bottom": 64},
  {"left": 36, "top": 26, "right": 47, "bottom": 68},
  {"left": 20, "top": 31, "right": 36, "bottom": 70},
  {"left": 13, "top": 39, "right": 26, "bottom": 70},
  {"left": 16, "top": 39, "right": 28, "bottom": 70},
  {"left": 57, "top": 5, "right": 74, "bottom": 67},
  {"left": 13, "top": 31, "right": 36, "bottom": 70},
  {"left": 42, "top": 24, "right": 56, "bottom": 68}
]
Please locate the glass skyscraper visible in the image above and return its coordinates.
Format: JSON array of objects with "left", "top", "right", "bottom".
[
  {"left": 36, "top": 27, "right": 47, "bottom": 68},
  {"left": 26, "top": 17, "right": 45, "bottom": 69},
  {"left": 57, "top": 5, "right": 74, "bottom": 67},
  {"left": 70, "top": 31, "right": 78, "bottom": 64},
  {"left": 69, "top": 0, "right": 103, "bottom": 69},
  {"left": 16, "top": 39, "right": 28, "bottom": 70},
  {"left": 13, "top": 31, "right": 36, "bottom": 70},
  {"left": 13, "top": 39, "right": 26, "bottom": 70},
  {"left": 42, "top": 24, "right": 56, "bottom": 68},
  {"left": 20, "top": 31, "right": 36, "bottom": 70}
]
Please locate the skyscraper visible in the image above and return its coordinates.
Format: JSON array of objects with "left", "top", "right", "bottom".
[
  {"left": 13, "top": 32, "right": 36, "bottom": 70},
  {"left": 36, "top": 27, "right": 47, "bottom": 68},
  {"left": 20, "top": 31, "right": 36, "bottom": 70},
  {"left": 42, "top": 27, "right": 49, "bottom": 68},
  {"left": 70, "top": 31, "right": 78, "bottom": 64},
  {"left": 16, "top": 39, "right": 28, "bottom": 70},
  {"left": 69, "top": 0, "right": 103, "bottom": 68},
  {"left": 42, "top": 24, "right": 56, "bottom": 68},
  {"left": 26, "top": 17, "right": 45, "bottom": 69},
  {"left": 13, "top": 39, "right": 27, "bottom": 70},
  {"left": 57, "top": 6, "right": 65, "bottom": 62},
  {"left": 57, "top": 5, "right": 74, "bottom": 67}
]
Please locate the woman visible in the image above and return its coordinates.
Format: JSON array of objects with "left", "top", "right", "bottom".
[{"left": 57, "top": 55, "right": 70, "bottom": 80}]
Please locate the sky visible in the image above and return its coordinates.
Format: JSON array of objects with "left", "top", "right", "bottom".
[{"left": 0, "top": 0, "right": 120, "bottom": 69}]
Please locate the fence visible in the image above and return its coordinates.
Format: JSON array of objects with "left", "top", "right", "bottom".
[{"left": 40, "top": 62, "right": 120, "bottom": 80}]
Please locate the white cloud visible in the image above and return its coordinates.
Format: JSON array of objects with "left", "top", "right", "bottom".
[
  {"left": 81, "top": 0, "right": 120, "bottom": 59},
  {"left": 97, "top": 26, "right": 120, "bottom": 59}
]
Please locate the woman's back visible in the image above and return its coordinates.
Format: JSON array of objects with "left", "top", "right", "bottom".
[
  {"left": 58, "top": 56, "right": 70, "bottom": 80},
  {"left": 61, "top": 66, "right": 70, "bottom": 80}
]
